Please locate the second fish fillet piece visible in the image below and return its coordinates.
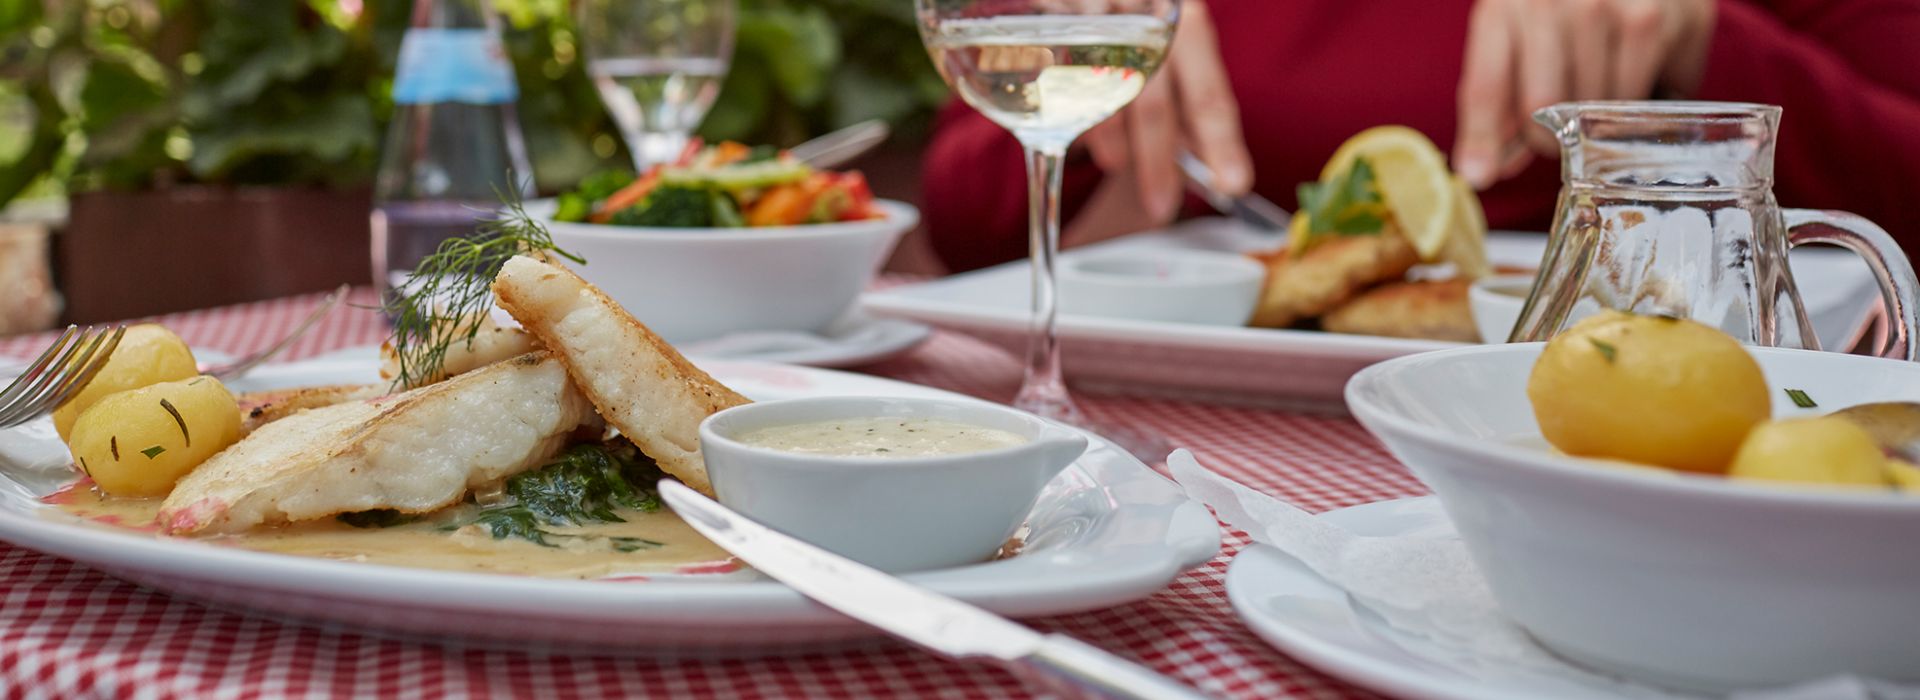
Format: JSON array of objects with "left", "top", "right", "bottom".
[
  {"left": 159, "top": 352, "right": 595, "bottom": 534},
  {"left": 492, "top": 255, "right": 750, "bottom": 496}
]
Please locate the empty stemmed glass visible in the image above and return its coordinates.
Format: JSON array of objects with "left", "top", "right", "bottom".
[
  {"left": 575, "top": 0, "right": 736, "bottom": 170},
  {"left": 916, "top": 0, "right": 1180, "bottom": 454}
]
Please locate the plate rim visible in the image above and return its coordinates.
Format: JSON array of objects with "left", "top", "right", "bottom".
[{"left": 1224, "top": 497, "right": 1551, "bottom": 700}]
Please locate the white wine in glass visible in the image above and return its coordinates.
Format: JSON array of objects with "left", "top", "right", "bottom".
[
  {"left": 919, "top": 2, "right": 1178, "bottom": 451},
  {"left": 577, "top": 0, "right": 735, "bottom": 169}
]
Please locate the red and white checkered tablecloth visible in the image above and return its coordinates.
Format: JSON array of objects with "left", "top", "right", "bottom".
[{"left": 0, "top": 288, "right": 1430, "bottom": 699}]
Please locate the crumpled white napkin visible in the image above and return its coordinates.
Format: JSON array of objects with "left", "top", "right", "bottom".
[{"left": 1166, "top": 449, "right": 1920, "bottom": 700}]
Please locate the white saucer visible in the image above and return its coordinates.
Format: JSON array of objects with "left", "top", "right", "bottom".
[
  {"left": 675, "top": 312, "right": 932, "bottom": 368},
  {"left": 1225, "top": 498, "right": 1664, "bottom": 700}
]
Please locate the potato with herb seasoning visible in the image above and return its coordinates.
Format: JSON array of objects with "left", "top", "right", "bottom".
[
  {"left": 53, "top": 324, "right": 198, "bottom": 441},
  {"left": 1728, "top": 417, "right": 1889, "bottom": 488},
  {"left": 1528, "top": 311, "right": 1770, "bottom": 473},
  {"left": 67, "top": 376, "right": 242, "bottom": 497}
]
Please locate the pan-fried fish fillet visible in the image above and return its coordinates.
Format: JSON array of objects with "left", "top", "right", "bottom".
[
  {"left": 379, "top": 312, "right": 538, "bottom": 388},
  {"left": 1249, "top": 229, "right": 1418, "bottom": 328},
  {"left": 236, "top": 384, "right": 387, "bottom": 434},
  {"left": 492, "top": 255, "right": 750, "bottom": 496},
  {"left": 1321, "top": 279, "right": 1478, "bottom": 342},
  {"left": 159, "top": 352, "right": 595, "bottom": 534}
]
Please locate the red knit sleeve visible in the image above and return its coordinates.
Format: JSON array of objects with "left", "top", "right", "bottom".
[
  {"left": 919, "top": 102, "right": 1108, "bottom": 272},
  {"left": 1693, "top": 0, "right": 1920, "bottom": 248}
]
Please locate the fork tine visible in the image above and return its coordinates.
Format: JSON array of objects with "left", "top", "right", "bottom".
[
  {"left": 41, "top": 326, "right": 124, "bottom": 411},
  {"left": 0, "top": 327, "right": 83, "bottom": 425},
  {"left": 0, "top": 325, "right": 79, "bottom": 408},
  {"left": 0, "top": 325, "right": 118, "bottom": 427}
]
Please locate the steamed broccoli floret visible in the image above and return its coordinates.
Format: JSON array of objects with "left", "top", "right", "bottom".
[
  {"left": 576, "top": 169, "right": 637, "bottom": 201},
  {"left": 609, "top": 185, "right": 714, "bottom": 227}
]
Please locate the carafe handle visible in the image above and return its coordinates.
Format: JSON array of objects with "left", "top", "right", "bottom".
[{"left": 1784, "top": 209, "right": 1920, "bottom": 361}]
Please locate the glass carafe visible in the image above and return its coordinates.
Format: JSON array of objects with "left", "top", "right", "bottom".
[{"left": 1510, "top": 101, "right": 1920, "bottom": 360}]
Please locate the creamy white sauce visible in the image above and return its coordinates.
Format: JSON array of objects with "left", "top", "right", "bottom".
[{"left": 737, "top": 417, "right": 1027, "bottom": 457}]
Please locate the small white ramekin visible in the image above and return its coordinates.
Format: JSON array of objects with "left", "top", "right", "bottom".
[
  {"left": 699, "top": 397, "right": 1088, "bottom": 573},
  {"left": 1058, "top": 249, "right": 1267, "bottom": 326}
]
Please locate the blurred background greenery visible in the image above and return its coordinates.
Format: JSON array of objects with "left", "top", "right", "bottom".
[{"left": 0, "top": 0, "right": 951, "bottom": 207}]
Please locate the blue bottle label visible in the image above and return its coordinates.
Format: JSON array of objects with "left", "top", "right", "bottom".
[{"left": 392, "top": 28, "right": 519, "bottom": 105}]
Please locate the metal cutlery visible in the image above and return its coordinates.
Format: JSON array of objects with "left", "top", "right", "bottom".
[
  {"left": 0, "top": 325, "right": 125, "bottom": 428},
  {"left": 659, "top": 480, "right": 1213, "bottom": 700},
  {"left": 200, "top": 284, "right": 350, "bottom": 380},
  {"left": 1178, "top": 150, "right": 1290, "bottom": 233},
  {"left": 789, "top": 119, "right": 891, "bottom": 169}
]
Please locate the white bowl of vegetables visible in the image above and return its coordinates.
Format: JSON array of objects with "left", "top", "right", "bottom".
[{"left": 533, "top": 142, "right": 917, "bottom": 344}]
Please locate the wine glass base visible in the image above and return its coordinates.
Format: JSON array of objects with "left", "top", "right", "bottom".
[{"left": 1014, "top": 387, "right": 1172, "bottom": 464}]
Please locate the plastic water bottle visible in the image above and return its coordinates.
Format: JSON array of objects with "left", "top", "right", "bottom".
[{"left": 370, "top": 0, "right": 532, "bottom": 301}]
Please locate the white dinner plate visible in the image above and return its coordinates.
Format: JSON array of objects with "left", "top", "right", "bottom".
[
  {"left": 0, "top": 349, "right": 1219, "bottom": 656},
  {"left": 863, "top": 219, "right": 1879, "bottom": 410},
  {"left": 675, "top": 312, "right": 932, "bottom": 368},
  {"left": 1226, "top": 498, "right": 1649, "bottom": 700}
]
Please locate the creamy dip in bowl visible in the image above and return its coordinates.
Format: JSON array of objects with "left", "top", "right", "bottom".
[{"left": 700, "top": 397, "right": 1088, "bottom": 573}]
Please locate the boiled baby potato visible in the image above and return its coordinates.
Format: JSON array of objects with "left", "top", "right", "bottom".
[
  {"left": 1727, "top": 417, "right": 1888, "bottom": 488},
  {"left": 68, "top": 376, "right": 242, "bottom": 497},
  {"left": 1886, "top": 460, "right": 1920, "bottom": 492},
  {"left": 1528, "top": 311, "right": 1770, "bottom": 473},
  {"left": 53, "top": 324, "right": 198, "bottom": 441}
]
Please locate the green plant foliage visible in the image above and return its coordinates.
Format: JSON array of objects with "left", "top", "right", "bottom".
[{"left": 0, "top": 0, "right": 947, "bottom": 207}]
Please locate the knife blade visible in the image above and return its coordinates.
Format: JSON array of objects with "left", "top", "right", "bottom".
[
  {"left": 1177, "top": 150, "right": 1290, "bottom": 232},
  {"left": 659, "top": 481, "right": 1211, "bottom": 700},
  {"left": 789, "top": 119, "right": 891, "bottom": 169}
]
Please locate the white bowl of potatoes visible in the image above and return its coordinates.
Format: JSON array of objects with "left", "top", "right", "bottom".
[{"left": 1346, "top": 312, "right": 1920, "bottom": 692}]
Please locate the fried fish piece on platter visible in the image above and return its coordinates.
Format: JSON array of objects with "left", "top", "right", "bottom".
[
  {"left": 1249, "top": 229, "right": 1419, "bottom": 328},
  {"left": 159, "top": 351, "right": 597, "bottom": 534},
  {"left": 493, "top": 255, "right": 751, "bottom": 496},
  {"left": 1321, "top": 278, "right": 1478, "bottom": 342}
]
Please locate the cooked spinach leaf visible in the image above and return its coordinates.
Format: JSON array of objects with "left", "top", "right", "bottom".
[
  {"left": 337, "top": 509, "right": 418, "bottom": 529},
  {"left": 446, "top": 443, "right": 667, "bottom": 551}
]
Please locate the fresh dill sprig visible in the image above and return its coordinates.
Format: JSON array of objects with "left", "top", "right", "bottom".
[{"left": 380, "top": 191, "right": 584, "bottom": 389}]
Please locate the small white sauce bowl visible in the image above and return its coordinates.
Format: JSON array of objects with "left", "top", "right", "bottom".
[
  {"left": 700, "top": 397, "right": 1089, "bottom": 573},
  {"left": 1058, "top": 249, "right": 1266, "bottom": 326},
  {"left": 1468, "top": 273, "right": 1603, "bottom": 343}
]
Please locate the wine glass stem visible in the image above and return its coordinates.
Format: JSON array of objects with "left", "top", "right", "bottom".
[{"left": 1014, "top": 142, "right": 1086, "bottom": 425}]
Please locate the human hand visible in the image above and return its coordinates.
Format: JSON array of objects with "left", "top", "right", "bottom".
[
  {"left": 1082, "top": 0, "right": 1253, "bottom": 224},
  {"left": 1452, "top": 0, "right": 1717, "bottom": 189}
]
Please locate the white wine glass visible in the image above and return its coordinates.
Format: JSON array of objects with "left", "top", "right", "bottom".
[
  {"left": 917, "top": 0, "right": 1180, "bottom": 455},
  {"left": 576, "top": 0, "right": 736, "bottom": 170}
]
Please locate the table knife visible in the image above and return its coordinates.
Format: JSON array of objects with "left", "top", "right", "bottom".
[
  {"left": 1177, "top": 150, "right": 1291, "bottom": 232},
  {"left": 659, "top": 481, "right": 1212, "bottom": 700},
  {"left": 789, "top": 119, "right": 891, "bottom": 169}
]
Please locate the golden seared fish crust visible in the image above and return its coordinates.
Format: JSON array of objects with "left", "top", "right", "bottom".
[
  {"left": 235, "top": 384, "right": 387, "bottom": 435},
  {"left": 159, "top": 352, "right": 595, "bottom": 534},
  {"left": 492, "top": 255, "right": 751, "bottom": 496},
  {"left": 1321, "top": 278, "right": 1479, "bottom": 342},
  {"left": 1250, "top": 231, "right": 1419, "bottom": 328}
]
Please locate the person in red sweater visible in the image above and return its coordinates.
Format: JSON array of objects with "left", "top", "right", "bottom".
[{"left": 921, "top": 0, "right": 1920, "bottom": 272}]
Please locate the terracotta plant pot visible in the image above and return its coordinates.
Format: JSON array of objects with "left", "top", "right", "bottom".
[{"left": 58, "top": 187, "right": 372, "bottom": 323}]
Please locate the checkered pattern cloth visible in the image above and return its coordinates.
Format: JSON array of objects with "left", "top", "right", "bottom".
[{"left": 0, "top": 288, "right": 1427, "bottom": 699}]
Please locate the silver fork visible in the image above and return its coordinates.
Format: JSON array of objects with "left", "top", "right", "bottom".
[
  {"left": 201, "top": 284, "right": 351, "bottom": 380},
  {"left": 0, "top": 325, "right": 126, "bottom": 428}
]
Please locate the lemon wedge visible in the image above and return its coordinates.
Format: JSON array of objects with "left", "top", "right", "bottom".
[
  {"left": 1443, "top": 174, "right": 1491, "bottom": 278},
  {"left": 1318, "top": 126, "right": 1456, "bottom": 263}
]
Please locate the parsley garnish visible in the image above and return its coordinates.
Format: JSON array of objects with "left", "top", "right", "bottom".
[
  {"left": 1589, "top": 339, "right": 1617, "bottom": 363},
  {"left": 1296, "top": 157, "right": 1389, "bottom": 242},
  {"left": 1785, "top": 388, "right": 1817, "bottom": 408},
  {"left": 139, "top": 445, "right": 166, "bottom": 459}
]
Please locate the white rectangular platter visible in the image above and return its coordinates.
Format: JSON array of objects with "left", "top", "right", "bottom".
[{"left": 863, "top": 219, "right": 1879, "bottom": 410}]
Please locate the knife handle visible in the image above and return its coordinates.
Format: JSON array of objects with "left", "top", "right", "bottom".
[{"left": 1006, "top": 634, "right": 1212, "bottom": 700}]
